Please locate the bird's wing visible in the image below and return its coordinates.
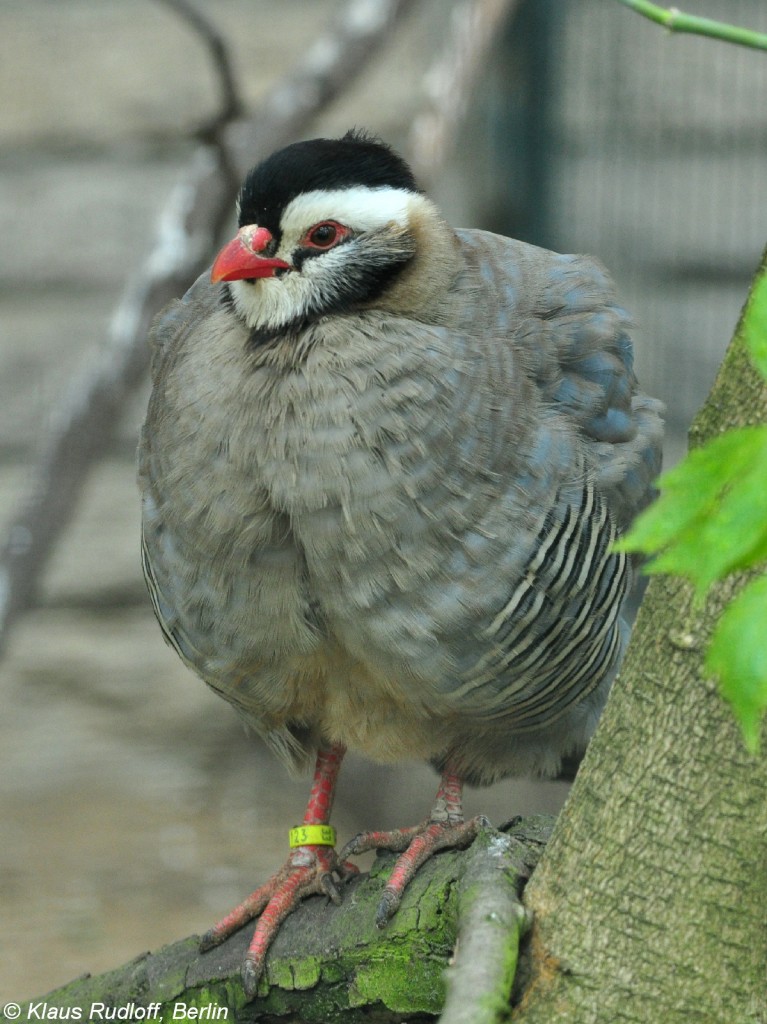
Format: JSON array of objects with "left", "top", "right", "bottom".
[
  {"left": 455, "top": 229, "right": 664, "bottom": 529},
  {"left": 368, "top": 230, "right": 663, "bottom": 768}
]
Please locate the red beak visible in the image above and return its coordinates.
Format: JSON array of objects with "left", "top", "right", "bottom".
[{"left": 211, "top": 225, "right": 292, "bottom": 283}]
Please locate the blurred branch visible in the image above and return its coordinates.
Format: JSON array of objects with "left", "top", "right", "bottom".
[
  {"left": 408, "top": 0, "right": 519, "bottom": 182},
  {"left": 0, "top": 0, "right": 417, "bottom": 653},
  {"left": 153, "top": 0, "right": 244, "bottom": 133},
  {"left": 615, "top": 0, "right": 767, "bottom": 52}
]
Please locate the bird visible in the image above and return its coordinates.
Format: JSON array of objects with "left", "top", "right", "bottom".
[{"left": 138, "top": 129, "right": 663, "bottom": 996}]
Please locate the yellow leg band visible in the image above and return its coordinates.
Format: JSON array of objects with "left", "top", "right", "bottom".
[{"left": 288, "top": 824, "right": 337, "bottom": 848}]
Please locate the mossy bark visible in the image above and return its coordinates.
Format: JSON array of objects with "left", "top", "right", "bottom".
[
  {"left": 13, "top": 819, "right": 550, "bottom": 1024},
  {"left": 513, "top": 250, "right": 767, "bottom": 1023}
]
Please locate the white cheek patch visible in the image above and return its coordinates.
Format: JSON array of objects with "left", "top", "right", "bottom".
[
  {"left": 230, "top": 275, "right": 313, "bottom": 332},
  {"left": 279, "top": 186, "right": 413, "bottom": 240}
]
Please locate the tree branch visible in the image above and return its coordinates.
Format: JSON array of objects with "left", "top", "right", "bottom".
[
  {"left": 153, "top": 0, "right": 244, "bottom": 134},
  {"left": 615, "top": 0, "right": 767, "bottom": 52},
  {"left": 16, "top": 819, "right": 552, "bottom": 1022},
  {"left": 440, "top": 821, "right": 546, "bottom": 1024},
  {"left": 0, "top": 0, "right": 417, "bottom": 654}
]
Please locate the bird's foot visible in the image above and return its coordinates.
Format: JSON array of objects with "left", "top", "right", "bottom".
[
  {"left": 341, "top": 814, "right": 489, "bottom": 928},
  {"left": 199, "top": 844, "right": 358, "bottom": 997}
]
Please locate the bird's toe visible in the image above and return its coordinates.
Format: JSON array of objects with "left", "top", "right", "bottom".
[
  {"left": 200, "top": 843, "right": 354, "bottom": 999},
  {"left": 345, "top": 815, "right": 490, "bottom": 929}
]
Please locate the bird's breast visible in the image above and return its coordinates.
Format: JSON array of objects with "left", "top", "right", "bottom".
[{"left": 143, "top": 304, "right": 621, "bottom": 761}]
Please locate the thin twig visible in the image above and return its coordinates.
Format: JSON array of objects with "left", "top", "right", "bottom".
[
  {"left": 615, "top": 0, "right": 767, "bottom": 53},
  {"left": 153, "top": 0, "right": 244, "bottom": 135},
  {"left": 440, "top": 819, "right": 550, "bottom": 1024},
  {"left": 0, "top": 0, "right": 417, "bottom": 652}
]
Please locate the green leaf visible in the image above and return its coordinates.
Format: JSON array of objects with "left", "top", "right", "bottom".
[
  {"left": 616, "top": 425, "right": 767, "bottom": 597},
  {"left": 743, "top": 270, "right": 767, "bottom": 381},
  {"left": 706, "top": 575, "right": 767, "bottom": 754}
]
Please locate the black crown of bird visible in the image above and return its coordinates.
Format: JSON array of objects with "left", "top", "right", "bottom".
[{"left": 138, "top": 128, "right": 663, "bottom": 996}]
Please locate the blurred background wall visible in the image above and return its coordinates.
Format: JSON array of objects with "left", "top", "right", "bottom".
[{"left": 1, "top": 0, "right": 765, "bottom": 1002}]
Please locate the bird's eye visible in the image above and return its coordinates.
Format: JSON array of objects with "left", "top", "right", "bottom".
[
  {"left": 303, "top": 221, "right": 349, "bottom": 249},
  {"left": 310, "top": 224, "right": 337, "bottom": 246}
]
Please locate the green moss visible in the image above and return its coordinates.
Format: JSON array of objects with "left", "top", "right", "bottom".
[
  {"left": 242, "top": 850, "right": 459, "bottom": 1020},
  {"left": 20, "top": 841, "right": 497, "bottom": 1023},
  {"left": 350, "top": 947, "right": 445, "bottom": 1014},
  {"left": 156, "top": 980, "right": 250, "bottom": 1022},
  {"left": 253, "top": 907, "right": 452, "bottom": 1018},
  {"left": 289, "top": 955, "right": 323, "bottom": 990},
  {"left": 150, "top": 939, "right": 200, "bottom": 1004}
]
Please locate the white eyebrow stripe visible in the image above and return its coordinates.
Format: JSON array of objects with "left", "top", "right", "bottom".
[{"left": 278, "top": 186, "right": 413, "bottom": 236}]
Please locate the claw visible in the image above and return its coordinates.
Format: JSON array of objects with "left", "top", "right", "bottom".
[
  {"left": 375, "top": 886, "right": 401, "bottom": 928},
  {"left": 242, "top": 958, "right": 261, "bottom": 999},
  {"left": 339, "top": 832, "right": 364, "bottom": 859},
  {"left": 321, "top": 872, "right": 343, "bottom": 904}
]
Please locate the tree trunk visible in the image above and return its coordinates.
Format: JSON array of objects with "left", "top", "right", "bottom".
[{"left": 513, "top": 251, "right": 767, "bottom": 1022}]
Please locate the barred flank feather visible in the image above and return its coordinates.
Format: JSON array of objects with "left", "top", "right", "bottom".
[{"left": 454, "top": 480, "right": 629, "bottom": 732}]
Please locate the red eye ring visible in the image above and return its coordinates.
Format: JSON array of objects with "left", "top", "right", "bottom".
[{"left": 302, "top": 221, "right": 350, "bottom": 250}]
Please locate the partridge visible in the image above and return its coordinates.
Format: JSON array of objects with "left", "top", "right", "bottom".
[{"left": 138, "top": 130, "right": 663, "bottom": 995}]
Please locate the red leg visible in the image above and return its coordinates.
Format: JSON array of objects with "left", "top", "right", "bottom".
[
  {"left": 200, "top": 744, "right": 357, "bottom": 997},
  {"left": 341, "top": 770, "right": 489, "bottom": 927}
]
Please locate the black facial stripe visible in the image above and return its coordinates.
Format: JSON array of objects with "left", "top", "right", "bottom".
[
  {"left": 335, "top": 249, "right": 414, "bottom": 307},
  {"left": 247, "top": 321, "right": 301, "bottom": 350},
  {"left": 291, "top": 235, "right": 353, "bottom": 272},
  {"left": 244, "top": 249, "right": 414, "bottom": 354}
]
